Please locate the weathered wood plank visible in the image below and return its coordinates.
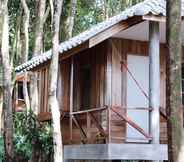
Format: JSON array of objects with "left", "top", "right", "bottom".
[
  {"left": 71, "top": 106, "right": 107, "bottom": 115},
  {"left": 37, "top": 112, "right": 51, "bottom": 121}
]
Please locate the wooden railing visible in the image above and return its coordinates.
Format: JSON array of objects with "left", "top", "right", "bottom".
[
  {"left": 37, "top": 105, "right": 167, "bottom": 144},
  {"left": 69, "top": 105, "right": 153, "bottom": 144},
  {"left": 70, "top": 106, "right": 109, "bottom": 144},
  {"left": 37, "top": 110, "right": 69, "bottom": 122}
]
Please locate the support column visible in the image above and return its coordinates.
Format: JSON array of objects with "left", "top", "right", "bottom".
[
  {"left": 105, "top": 40, "right": 112, "bottom": 107},
  {"left": 149, "top": 21, "right": 160, "bottom": 162},
  {"left": 105, "top": 40, "right": 112, "bottom": 143},
  {"left": 70, "top": 57, "right": 74, "bottom": 143}
]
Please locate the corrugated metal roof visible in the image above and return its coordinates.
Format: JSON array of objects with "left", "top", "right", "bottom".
[{"left": 15, "top": 0, "right": 184, "bottom": 73}]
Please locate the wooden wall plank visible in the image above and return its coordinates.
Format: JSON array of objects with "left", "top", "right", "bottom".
[{"left": 37, "top": 38, "right": 170, "bottom": 145}]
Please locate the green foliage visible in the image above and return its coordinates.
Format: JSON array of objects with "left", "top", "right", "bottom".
[
  {"left": 73, "top": 0, "right": 102, "bottom": 35},
  {"left": 73, "top": 0, "right": 144, "bottom": 36},
  {"left": 7, "top": 0, "right": 144, "bottom": 63},
  {"left": 13, "top": 110, "right": 53, "bottom": 161},
  {"left": 0, "top": 136, "right": 4, "bottom": 161}
]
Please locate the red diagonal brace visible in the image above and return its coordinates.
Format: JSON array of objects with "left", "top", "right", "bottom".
[
  {"left": 121, "top": 60, "right": 149, "bottom": 100},
  {"left": 111, "top": 107, "right": 152, "bottom": 140}
]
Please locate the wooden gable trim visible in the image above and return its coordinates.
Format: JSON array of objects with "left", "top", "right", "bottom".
[
  {"left": 89, "top": 16, "right": 143, "bottom": 48},
  {"left": 60, "top": 41, "right": 89, "bottom": 61},
  {"left": 32, "top": 61, "right": 50, "bottom": 72},
  {"left": 32, "top": 41, "right": 89, "bottom": 72}
]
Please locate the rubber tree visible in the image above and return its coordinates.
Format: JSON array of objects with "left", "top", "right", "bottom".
[
  {"left": 48, "top": 0, "right": 63, "bottom": 161},
  {"left": 0, "top": 0, "right": 14, "bottom": 161},
  {"left": 166, "top": 0, "right": 184, "bottom": 161}
]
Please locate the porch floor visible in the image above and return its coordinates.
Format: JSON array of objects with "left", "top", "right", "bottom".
[{"left": 64, "top": 143, "right": 168, "bottom": 161}]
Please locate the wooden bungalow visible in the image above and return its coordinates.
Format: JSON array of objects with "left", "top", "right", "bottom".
[{"left": 16, "top": 0, "right": 184, "bottom": 161}]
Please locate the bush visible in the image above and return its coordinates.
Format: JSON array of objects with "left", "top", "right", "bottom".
[
  {"left": 0, "top": 136, "right": 4, "bottom": 161},
  {"left": 13, "top": 110, "right": 53, "bottom": 161}
]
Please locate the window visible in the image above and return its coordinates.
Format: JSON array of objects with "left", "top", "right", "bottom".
[{"left": 17, "top": 81, "right": 30, "bottom": 100}]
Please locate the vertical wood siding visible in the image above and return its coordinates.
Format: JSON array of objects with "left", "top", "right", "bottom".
[
  {"left": 37, "top": 38, "right": 171, "bottom": 144},
  {"left": 38, "top": 67, "right": 49, "bottom": 113}
]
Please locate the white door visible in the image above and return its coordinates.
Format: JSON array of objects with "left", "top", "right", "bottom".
[{"left": 126, "top": 55, "right": 149, "bottom": 142}]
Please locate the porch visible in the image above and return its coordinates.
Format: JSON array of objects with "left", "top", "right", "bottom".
[
  {"left": 59, "top": 105, "right": 168, "bottom": 160},
  {"left": 62, "top": 103, "right": 167, "bottom": 161},
  {"left": 67, "top": 106, "right": 163, "bottom": 144}
]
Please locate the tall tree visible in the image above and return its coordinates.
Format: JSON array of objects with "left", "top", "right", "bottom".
[
  {"left": 20, "top": 0, "right": 30, "bottom": 110},
  {"left": 166, "top": 0, "right": 184, "bottom": 161},
  {"left": 0, "top": 0, "right": 14, "bottom": 161},
  {"left": 102, "top": 0, "right": 109, "bottom": 20},
  {"left": 64, "top": 0, "right": 77, "bottom": 39},
  {"left": 48, "top": 0, "right": 63, "bottom": 161},
  {"left": 30, "top": 0, "right": 50, "bottom": 160},
  {"left": 30, "top": 0, "right": 49, "bottom": 114},
  {"left": 33, "top": 0, "right": 48, "bottom": 56}
]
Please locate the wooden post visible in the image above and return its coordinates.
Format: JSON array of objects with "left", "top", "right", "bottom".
[
  {"left": 70, "top": 57, "right": 74, "bottom": 143},
  {"left": 105, "top": 41, "right": 112, "bottom": 106},
  {"left": 87, "top": 112, "right": 91, "bottom": 143},
  {"left": 105, "top": 41, "right": 112, "bottom": 143},
  {"left": 149, "top": 21, "right": 160, "bottom": 162},
  {"left": 107, "top": 107, "right": 111, "bottom": 143}
]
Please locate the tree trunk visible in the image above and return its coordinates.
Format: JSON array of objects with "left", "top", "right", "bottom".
[
  {"left": 30, "top": 0, "right": 49, "bottom": 115},
  {"left": 30, "top": 1, "right": 50, "bottom": 161},
  {"left": 0, "top": 89, "right": 3, "bottom": 134},
  {"left": 102, "top": 0, "right": 109, "bottom": 20},
  {"left": 166, "top": 0, "right": 184, "bottom": 161},
  {"left": 20, "top": 0, "right": 30, "bottom": 110},
  {"left": 0, "top": 0, "right": 14, "bottom": 161},
  {"left": 33, "top": 0, "right": 48, "bottom": 56},
  {"left": 48, "top": 0, "right": 63, "bottom": 162},
  {"left": 64, "top": 0, "right": 77, "bottom": 39}
]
